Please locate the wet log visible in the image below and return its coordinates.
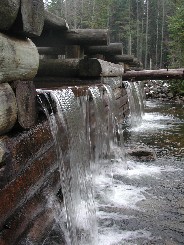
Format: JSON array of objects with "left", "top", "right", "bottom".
[
  {"left": 105, "top": 54, "right": 134, "bottom": 64},
  {"left": 34, "top": 77, "right": 101, "bottom": 88},
  {"left": 32, "top": 29, "right": 109, "bottom": 46},
  {"left": 79, "top": 58, "right": 124, "bottom": 77},
  {"left": 84, "top": 43, "right": 123, "bottom": 56},
  {"left": 15, "top": 81, "right": 37, "bottom": 129},
  {"left": 37, "top": 59, "right": 80, "bottom": 77},
  {"left": 0, "top": 146, "right": 57, "bottom": 229},
  {"left": 0, "top": 83, "right": 17, "bottom": 135},
  {"left": 12, "top": 0, "right": 44, "bottom": 37},
  {"left": 0, "top": 0, "right": 20, "bottom": 31},
  {"left": 44, "top": 10, "right": 69, "bottom": 31},
  {"left": 0, "top": 33, "right": 39, "bottom": 83},
  {"left": 38, "top": 47, "right": 65, "bottom": 55},
  {"left": 122, "top": 69, "right": 184, "bottom": 81}
]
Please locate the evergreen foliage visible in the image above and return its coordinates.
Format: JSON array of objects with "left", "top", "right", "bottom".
[{"left": 45, "top": 0, "right": 183, "bottom": 71}]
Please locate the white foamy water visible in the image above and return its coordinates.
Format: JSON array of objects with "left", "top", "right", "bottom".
[
  {"left": 98, "top": 228, "right": 152, "bottom": 245},
  {"left": 130, "top": 112, "right": 173, "bottom": 132}
]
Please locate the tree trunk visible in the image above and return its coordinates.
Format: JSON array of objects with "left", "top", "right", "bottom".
[
  {"left": 105, "top": 55, "right": 134, "bottom": 64},
  {"left": 32, "top": 29, "right": 109, "bottom": 46},
  {"left": 38, "top": 47, "right": 65, "bottom": 56},
  {"left": 0, "top": 83, "right": 17, "bottom": 135},
  {"left": 13, "top": 0, "right": 45, "bottom": 37},
  {"left": 84, "top": 43, "right": 123, "bottom": 56},
  {"left": 79, "top": 58, "right": 124, "bottom": 77},
  {"left": 37, "top": 59, "right": 80, "bottom": 77},
  {"left": 122, "top": 69, "right": 184, "bottom": 81},
  {"left": 44, "top": 10, "right": 69, "bottom": 31},
  {"left": 0, "top": 33, "right": 39, "bottom": 83},
  {"left": 145, "top": 0, "right": 149, "bottom": 69},
  {"left": 15, "top": 81, "right": 37, "bottom": 129},
  {"left": 0, "top": 0, "right": 20, "bottom": 31}
]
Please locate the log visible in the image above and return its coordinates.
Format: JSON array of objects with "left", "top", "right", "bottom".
[
  {"left": 122, "top": 69, "right": 184, "bottom": 81},
  {"left": 37, "top": 59, "right": 80, "bottom": 77},
  {"left": 79, "top": 58, "right": 124, "bottom": 77},
  {"left": 84, "top": 43, "right": 123, "bottom": 56},
  {"left": 105, "top": 54, "right": 134, "bottom": 63},
  {"left": 32, "top": 29, "right": 109, "bottom": 46},
  {"left": 0, "top": 0, "right": 20, "bottom": 31},
  {"left": 0, "top": 33, "right": 39, "bottom": 83},
  {"left": 44, "top": 10, "right": 69, "bottom": 31},
  {"left": 0, "top": 83, "right": 17, "bottom": 135},
  {"left": 38, "top": 47, "right": 65, "bottom": 55},
  {"left": 15, "top": 81, "right": 37, "bottom": 129},
  {"left": 34, "top": 77, "right": 101, "bottom": 88},
  {"left": 12, "top": 0, "right": 44, "bottom": 37},
  {"left": 65, "top": 45, "right": 81, "bottom": 58}
]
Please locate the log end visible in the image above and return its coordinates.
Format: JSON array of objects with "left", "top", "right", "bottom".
[{"left": 0, "top": 83, "right": 18, "bottom": 135}]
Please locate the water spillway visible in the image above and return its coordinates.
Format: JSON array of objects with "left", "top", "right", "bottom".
[{"left": 0, "top": 78, "right": 129, "bottom": 245}]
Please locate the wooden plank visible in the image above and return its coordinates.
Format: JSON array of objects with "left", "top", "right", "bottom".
[
  {"left": 44, "top": 10, "right": 69, "bottom": 31},
  {"left": 84, "top": 43, "right": 123, "bottom": 56},
  {"left": 32, "top": 29, "right": 109, "bottom": 46},
  {"left": 0, "top": 0, "right": 20, "bottom": 31},
  {"left": 37, "top": 59, "right": 80, "bottom": 77},
  {"left": 15, "top": 81, "right": 37, "bottom": 129},
  {"left": 79, "top": 58, "right": 124, "bottom": 77},
  {"left": 0, "top": 83, "right": 17, "bottom": 136},
  {"left": 0, "top": 33, "right": 39, "bottom": 83},
  {"left": 122, "top": 69, "right": 184, "bottom": 81}
]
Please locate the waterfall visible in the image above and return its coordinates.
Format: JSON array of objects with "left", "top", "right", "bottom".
[
  {"left": 124, "top": 81, "right": 145, "bottom": 127},
  {"left": 37, "top": 82, "right": 127, "bottom": 245}
]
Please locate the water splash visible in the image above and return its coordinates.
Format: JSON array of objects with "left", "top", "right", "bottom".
[
  {"left": 37, "top": 83, "right": 129, "bottom": 245},
  {"left": 124, "top": 81, "right": 145, "bottom": 127},
  {"left": 38, "top": 89, "right": 98, "bottom": 245}
]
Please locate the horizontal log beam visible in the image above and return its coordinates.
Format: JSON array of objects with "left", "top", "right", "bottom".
[
  {"left": 38, "top": 47, "right": 65, "bottom": 55},
  {"left": 84, "top": 43, "right": 123, "bottom": 56},
  {"left": 0, "top": 33, "right": 39, "bottom": 83},
  {"left": 0, "top": 0, "right": 20, "bottom": 31},
  {"left": 44, "top": 10, "right": 69, "bottom": 31},
  {"left": 79, "top": 58, "right": 124, "bottom": 77},
  {"left": 37, "top": 59, "right": 80, "bottom": 77},
  {"left": 34, "top": 77, "right": 102, "bottom": 88},
  {"left": 122, "top": 69, "right": 184, "bottom": 81},
  {"left": 105, "top": 54, "right": 134, "bottom": 63},
  {"left": 32, "top": 29, "right": 109, "bottom": 46}
]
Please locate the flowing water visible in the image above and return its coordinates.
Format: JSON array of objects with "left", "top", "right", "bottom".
[{"left": 38, "top": 81, "right": 184, "bottom": 245}]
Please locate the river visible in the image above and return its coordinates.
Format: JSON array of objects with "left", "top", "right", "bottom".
[{"left": 97, "top": 99, "right": 184, "bottom": 245}]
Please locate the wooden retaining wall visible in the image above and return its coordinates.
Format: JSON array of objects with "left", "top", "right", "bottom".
[{"left": 0, "top": 1, "right": 133, "bottom": 244}]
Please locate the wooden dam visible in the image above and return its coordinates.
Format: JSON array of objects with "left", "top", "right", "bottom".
[{"left": 0, "top": 1, "right": 184, "bottom": 245}]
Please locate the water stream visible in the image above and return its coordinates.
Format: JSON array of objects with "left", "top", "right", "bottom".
[{"left": 38, "top": 81, "right": 184, "bottom": 245}]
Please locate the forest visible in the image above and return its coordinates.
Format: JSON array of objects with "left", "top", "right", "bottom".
[{"left": 44, "top": 0, "right": 184, "bottom": 70}]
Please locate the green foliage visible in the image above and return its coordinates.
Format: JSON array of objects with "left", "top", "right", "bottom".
[
  {"left": 169, "top": 80, "right": 184, "bottom": 95},
  {"left": 168, "top": 0, "right": 184, "bottom": 67}
]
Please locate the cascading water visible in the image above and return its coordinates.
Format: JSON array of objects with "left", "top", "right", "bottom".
[
  {"left": 38, "top": 89, "right": 98, "bottom": 245},
  {"left": 124, "top": 81, "right": 145, "bottom": 127},
  {"left": 37, "top": 81, "right": 127, "bottom": 245}
]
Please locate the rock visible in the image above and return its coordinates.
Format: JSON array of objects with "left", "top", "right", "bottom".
[
  {"left": 126, "top": 146, "right": 157, "bottom": 161},
  {"left": 167, "top": 92, "right": 174, "bottom": 98}
]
